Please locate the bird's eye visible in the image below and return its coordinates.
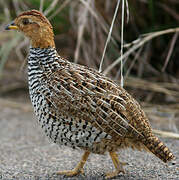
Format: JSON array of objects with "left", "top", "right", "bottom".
[{"left": 22, "top": 18, "right": 29, "bottom": 25}]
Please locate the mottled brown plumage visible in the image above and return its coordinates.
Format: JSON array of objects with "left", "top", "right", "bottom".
[{"left": 5, "top": 10, "right": 174, "bottom": 179}]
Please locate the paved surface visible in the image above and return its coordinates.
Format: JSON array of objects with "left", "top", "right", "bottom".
[{"left": 0, "top": 103, "right": 178, "bottom": 180}]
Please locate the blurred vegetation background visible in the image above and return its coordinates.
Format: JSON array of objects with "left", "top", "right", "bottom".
[{"left": 0, "top": 0, "right": 178, "bottom": 133}]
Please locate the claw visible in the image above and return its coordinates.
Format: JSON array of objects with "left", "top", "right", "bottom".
[
  {"left": 57, "top": 151, "right": 90, "bottom": 177},
  {"left": 105, "top": 169, "right": 125, "bottom": 179},
  {"left": 105, "top": 151, "right": 127, "bottom": 179},
  {"left": 57, "top": 168, "right": 84, "bottom": 177}
]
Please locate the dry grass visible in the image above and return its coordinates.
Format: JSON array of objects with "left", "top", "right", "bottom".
[{"left": 0, "top": 0, "right": 178, "bottom": 133}]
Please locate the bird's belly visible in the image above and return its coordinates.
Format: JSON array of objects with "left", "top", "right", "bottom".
[
  {"left": 29, "top": 91, "right": 112, "bottom": 151},
  {"left": 29, "top": 90, "right": 147, "bottom": 154}
]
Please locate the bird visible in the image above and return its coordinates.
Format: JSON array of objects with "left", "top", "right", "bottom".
[{"left": 5, "top": 10, "right": 174, "bottom": 179}]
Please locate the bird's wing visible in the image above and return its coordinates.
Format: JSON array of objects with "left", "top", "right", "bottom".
[{"left": 40, "top": 63, "right": 150, "bottom": 139}]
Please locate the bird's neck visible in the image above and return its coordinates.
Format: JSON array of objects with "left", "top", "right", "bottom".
[
  {"left": 31, "top": 37, "right": 55, "bottom": 49},
  {"left": 28, "top": 47, "right": 60, "bottom": 72}
]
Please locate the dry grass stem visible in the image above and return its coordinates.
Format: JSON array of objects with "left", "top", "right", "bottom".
[
  {"left": 103, "top": 27, "right": 179, "bottom": 75},
  {"left": 39, "top": 0, "right": 44, "bottom": 12},
  {"left": 0, "top": 98, "right": 32, "bottom": 112},
  {"left": 79, "top": 0, "right": 116, "bottom": 45},
  {"left": 12, "top": 0, "right": 21, "bottom": 15},
  {"left": 99, "top": 0, "right": 121, "bottom": 73},
  {"left": 158, "top": 2, "right": 179, "bottom": 21},
  {"left": 162, "top": 32, "right": 178, "bottom": 72},
  {"left": 125, "top": 77, "right": 179, "bottom": 99},
  {"left": 152, "top": 129, "right": 179, "bottom": 139},
  {"left": 44, "top": 0, "right": 59, "bottom": 16},
  {"left": 120, "top": 0, "right": 125, "bottom": 87},
  {"left": 15, "top": 38, "right": 29, "bottom": 62},
  {"left": 0, "top": 83, "right": 26, "bottom": 95},
  {"left": 48, "top": 0, "right": 71, "bottom": 20},
  {"left": 125, "top": 0, "right": 129, "bottom": 23},
  {"left": 124, "top": 47, "right": 143, "bottom": 80},
  {"left": 74, "top": 0, "right": 91, "bottom": 63}
]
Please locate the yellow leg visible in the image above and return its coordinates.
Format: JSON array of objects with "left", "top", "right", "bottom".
[
  {"left": 57, "top": 151, "right": 90, "bottom": 177},
  {"left": 105, "top": 151, "right": 126, "bottom": 179}
]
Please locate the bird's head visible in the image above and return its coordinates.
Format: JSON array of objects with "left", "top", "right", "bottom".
[{"left": 5, "top": 10, "right": 55, "bottom": 48}]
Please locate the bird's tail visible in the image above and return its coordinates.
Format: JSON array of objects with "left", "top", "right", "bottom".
[{"left": 142, "top": 135, "right": 174, "bottom": 163}]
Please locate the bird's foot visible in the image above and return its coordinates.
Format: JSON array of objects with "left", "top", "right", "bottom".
[
  {"left": 57, "top": 167, "right": 84, "bottom": 177},
  {"left": 107, "top": 152, "right": 127, "bottom": 179},
  {"left": 57, "top": 151, "right": 90, "bottom": 177},
  {"left": 105, "top": 168, "right": 125, "bottom": 179}
]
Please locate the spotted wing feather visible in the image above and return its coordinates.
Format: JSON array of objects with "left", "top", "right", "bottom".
[{"left": 40, "top": 62, "right": 152, "bottom": 140}]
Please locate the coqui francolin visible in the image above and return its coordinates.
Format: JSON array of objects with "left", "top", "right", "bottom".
[{"left": 5, "top": 10, "right": 174, "bottom": 179}]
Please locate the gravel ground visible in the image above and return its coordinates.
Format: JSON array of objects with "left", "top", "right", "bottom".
[{"left": 0, "top": 104, "right": 178, "bottom": 180}]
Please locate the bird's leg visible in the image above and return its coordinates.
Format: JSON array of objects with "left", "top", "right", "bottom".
[
  {"left": 105, "top": 151, "right": 127, "bottom": 179},
  {"left": 57, "top": 151, "right": 90, "bottom": 177}
]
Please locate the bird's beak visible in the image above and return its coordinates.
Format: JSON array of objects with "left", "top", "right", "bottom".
[{"left": 5, "top": 21, "right": 18, "bottom": 30}]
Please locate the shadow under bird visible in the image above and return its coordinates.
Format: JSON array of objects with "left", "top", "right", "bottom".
[{"left": 5, "top": 10, "right": 174, "bottom": 179}]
